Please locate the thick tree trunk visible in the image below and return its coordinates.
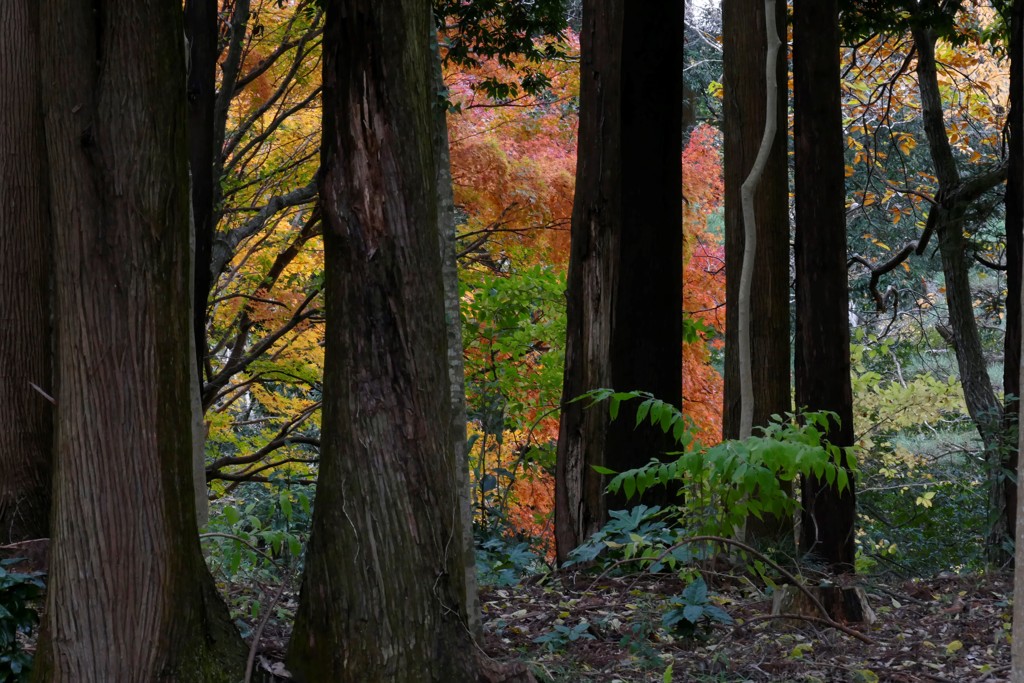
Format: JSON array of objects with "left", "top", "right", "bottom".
[
  {"left": 605, "top": 4, "right": 684, "bottom": 511},
  {"left": 286, "top": 1, "right": 478, "bottom": 679},
  {"left": 555, "top": 0, "right": 684, "bottom": 562},
  {"left": 722, "top": 0, "right": 792, "bottom": 545},
  {"left": 554, "top": 0, "right": 624, "bottom": 562},
  {"left": 722, "top": 0, "right": 790, "bottom": 443},
  {"left": 0, "top": 0, "right": 52, "bottom": 545},
  {"left": 913, "top": 27, "right": 1007, "bottom": 563},
  {"left": 793, "top": 0, "right": 857, "bottom": 573},
  {"left": 33, "top": 1, "right": 246, "bottom": 679}
]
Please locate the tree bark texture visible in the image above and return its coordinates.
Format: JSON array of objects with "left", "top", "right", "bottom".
[
  {"left": 0, "top": 0, "right": 52, "bottom": 545},
  {"left": 1004, "top": 0, "right": 1023, "bottom": 570},
  {"left": 793, "top": 0, "right": 857, "bottom": 573},
  {"left": 913, "top": 27, "right": 1008, "bottom": 562},
  {"left": 34, "top": 2, "right": 245, "bottom": 679},
  {"left": 555, "top": 0, "right": 684, "bottom": 562},
  {"left": 722, "top": 0, "right": 790, "bottom": 443},
  {"left": 286, "top": 1, "right": 477, "bottom": 679}
]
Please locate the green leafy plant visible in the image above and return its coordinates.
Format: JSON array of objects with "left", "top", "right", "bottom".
[
  {"left": 0, "top": 559, "right": 44, "bottom": 681},
  {"left": 661, "top": 576, "right": 732, "bottom": 638},
  {"left": 475, "top": 536, "right": 544, "bottom": 587},
  {"left": 533, "top": 620, "right": 596, "bottom": 651},
  {"left": 582, "top": 390, "right": 856, "bottom": 543}
]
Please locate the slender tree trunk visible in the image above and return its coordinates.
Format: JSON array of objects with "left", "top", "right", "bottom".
[
  {"left": 555, "top": 0, "right": 684, "bottom": 562},
  {"left": 184, "top": 0, "right": 219, "bottom": 527},
  {"left": 1005, "top": 0, "right": 1024, "bottom": 574},
  {"left": 1013, "top": 8, "right": 1024, "bottom": 671},
  {"left": 722, "top": 0, "right": 790, "bottom": 443},
  {"left": 185, "top": 0, "right": 218, "bottom": 383},
  {"left": 913, "top": 26, "right": 1008, "bottom": 563},
  {"left": 1012, "top": 0, "right": 1024, "bottom": 649},
  {"left": 286, "top": 1, "right": 477, "bottom": 679},
  {"left": 0, "top": 0, "right": 52, "bottom": 545},
  {"left": 793, "top": 0, "right": 857, "bottom": 573},
  {"left": 432, "top": 31, "right": 482, "bottom": 640},
  {"left": 33, "top": 1, "right": 245, "bottom": 679}
]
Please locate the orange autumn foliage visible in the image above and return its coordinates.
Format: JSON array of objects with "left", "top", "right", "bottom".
[{"left": 682, "top": 124, "right": 726, "bottom": 446}]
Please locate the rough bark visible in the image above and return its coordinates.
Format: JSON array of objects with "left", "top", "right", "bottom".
[
  {"left": 722, "top": 0, "right": 792, "bottom": 546},
  {"left": 554, "top": 0, "right": 624, "bottom": 563},
  {"left": 33, "top": 1, "right": 246, "bottom": 679},
  {"left": 913, "top": 27, "right": 1007, "bottom": 563},
  {"left": 555, "top": 0, "right": 684, "bottom": 562},
  {"left": 722, "top": 0, "right": 791, "bottom": 442},
  {"left": 286, "top": 0, "right": 477, "bottom": 679},
  {"left": 0, "top": 0, "right": 52, "bottom": 545},
  {"left": 738, "top": 0, "right": 782, "bottom": 439},
  {"left": 793, "top": 0, "right": 857, "bottom": 573}
]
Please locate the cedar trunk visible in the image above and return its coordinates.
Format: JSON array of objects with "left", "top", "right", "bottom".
[
  {"left": 33, "top": 1, "right": 245, "bottom": 679},
  {"left": 793, "top": 0, "right": 857, "bottom": 572},
  {"left": 555, "top": 0, "right": 684, "bottom": 561},
  {"left": 0, "top": 0, "right": 52, "bottom": 545},
  {"left": 722, "top": 0, "right": 790, "bottom": 442},
  {"left": 286, "top": 0, "right": 477, "bottom": 679},
  {"left": 722, "top": 0, "right": 792, "bottom": 545}
]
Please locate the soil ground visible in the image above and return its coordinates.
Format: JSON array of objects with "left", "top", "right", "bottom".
[{"left": 476, "top": 571, "right": 1013, "bottom": 682}]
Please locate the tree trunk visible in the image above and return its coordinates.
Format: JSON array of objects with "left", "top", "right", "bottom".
[
  {"left": 433, "top": 31, "right": 482, "bottom": 640},
  {"left": 33, "top": 1, "right": 246, "bottom": 679},
  {"left": 184, "top": 0, "right": 219, "bottom": 527},
  {"left": 286, "top": 1, "right": 478, "bottom": 679},
  {"left": 0, "top": 0, "right": 52, "bottom": 545},
  {"left": 913, "top": 26, "right": 1007, "bottom": 564},
  {"left": 185, "top": 0, "right": 218, "bottom": 383},
  {"left": 555, "top": 0, "right": 684, "bottom": 562},
  {"left": 1005, "top": 0, "right": 1023, "bottom": 574},
  {"left": 1013, "top": 8, "right": 1024, "bottom": 672},
  {"left": 722, "top": 0, "right": 792, "bottom": 545},
  {"left": 793, "top": 0, "right": 857, "bottom": 573},
  {"left": 722, "top": 0, "right": 790, "bottom": 443}
]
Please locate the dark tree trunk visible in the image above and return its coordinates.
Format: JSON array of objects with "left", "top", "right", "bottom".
[
  {"left": 913, "top": 26, "right": 1008, "bottom": 563},
  {"left": 286, "top": 0, "right": 478, "bottom": 679},
  {"left": 722, "top": 0, "right": 790, "bottom": 443},
  {"left": 793, "top": 0, "right": 857, "bottom": 573},
  {"left": 722, "top": 0, "right": 791, "bottom": 544},
  {"left": 1003, "top": 0, "right": 1024, "bottom": 567},
  {"left": 555, "top": 0, "right": 684, "bottom": 562},
  {"left": 0, "top": 0, "right": 52, "bottom": 545},
  {"left": 185, "top": 0, "right": 219, "bottom": 381},
  {"left": 33, "top": 1, "right": 246, "bottom": 679}
]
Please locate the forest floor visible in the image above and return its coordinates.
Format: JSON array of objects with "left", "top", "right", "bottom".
[{"left": 477, "top": 571, "right": 1013, "bottom": 683}]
